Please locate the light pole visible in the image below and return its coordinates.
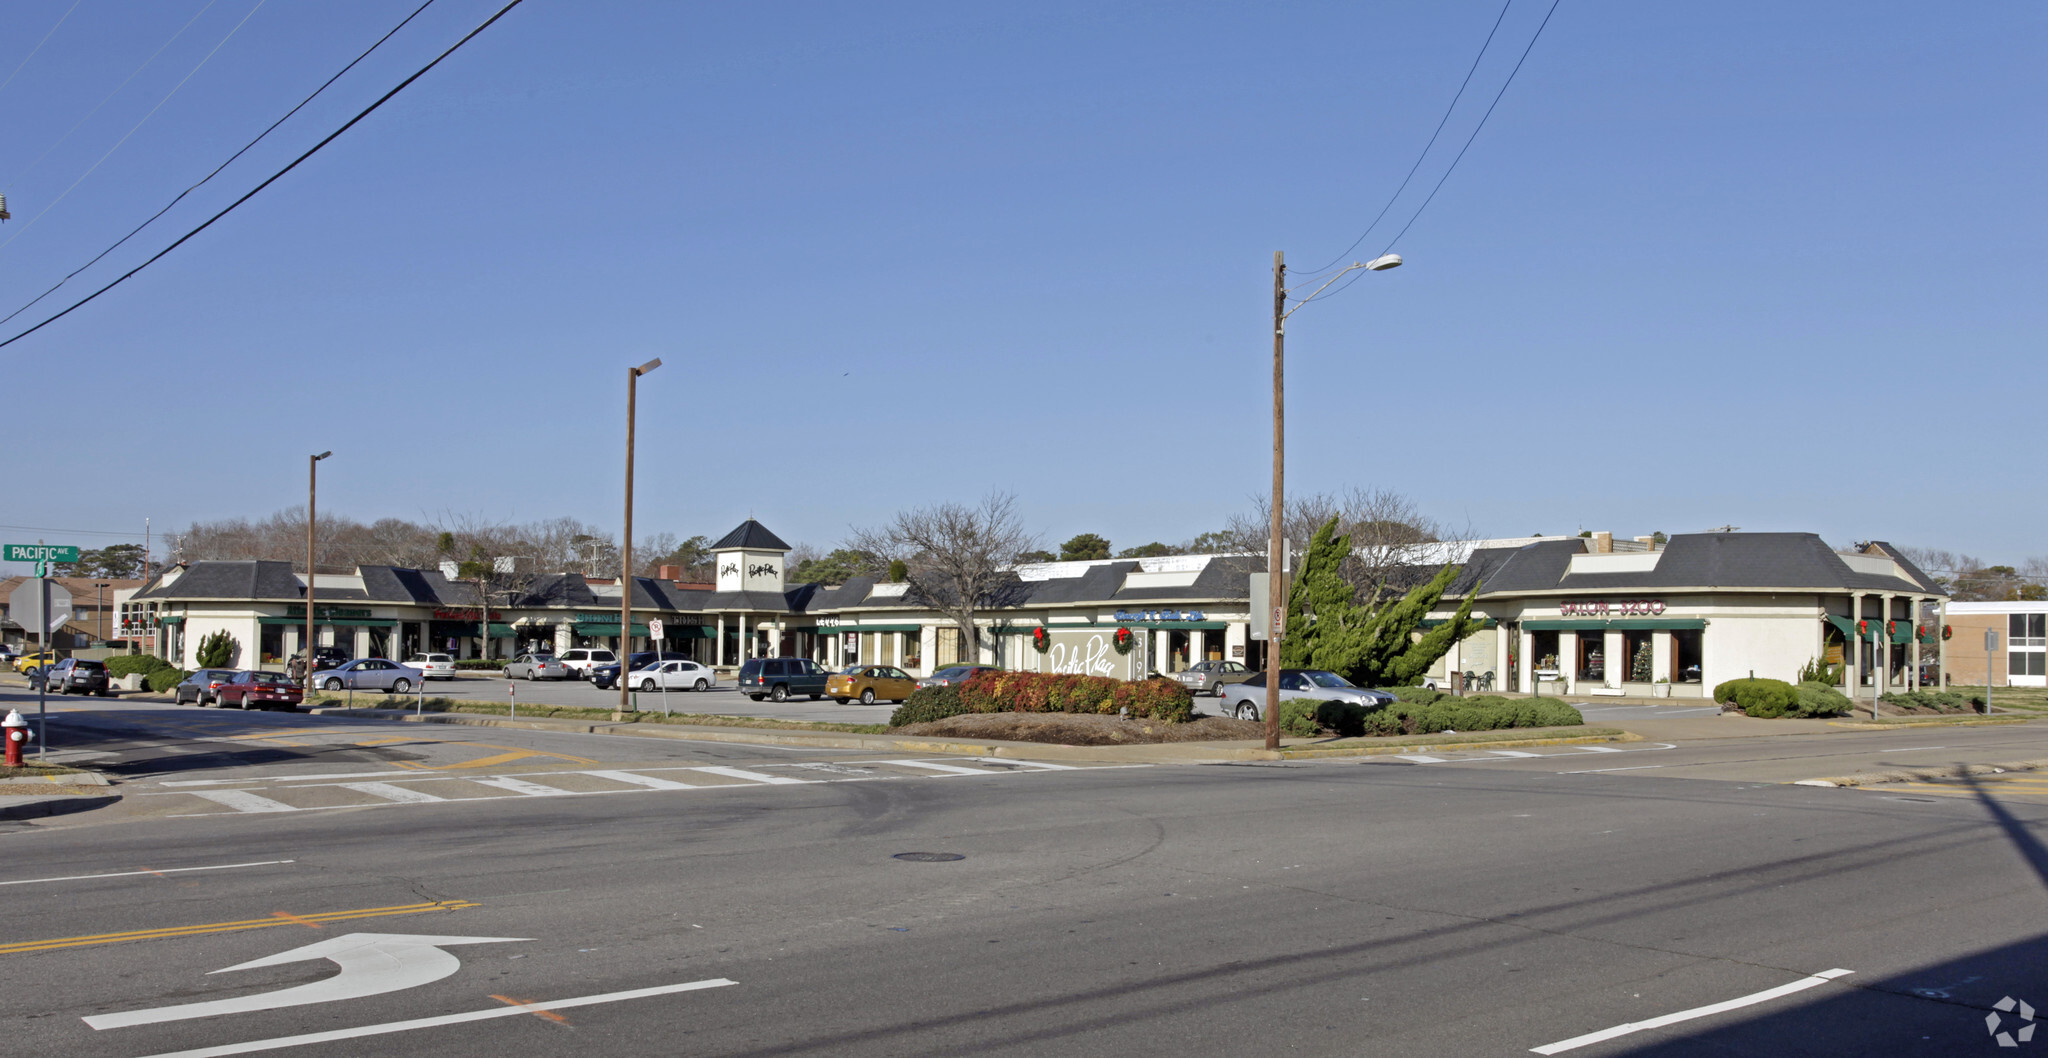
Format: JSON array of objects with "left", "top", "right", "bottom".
[
  {"left": 94, "top": 582, "right": 109, "bottom": 644},
  {"left": 1264, "top": 251, "right": 1401, "bottom": 750},
  {"left": 304, "top": 451, "right": 331, "bottom": 682},
  {"left": 619, "top": 358, "right": 662, "bottom": 718}
]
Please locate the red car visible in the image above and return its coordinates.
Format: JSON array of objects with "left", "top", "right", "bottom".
[{"left": 215, "top": 671, "right": 305, "bottom": 711}]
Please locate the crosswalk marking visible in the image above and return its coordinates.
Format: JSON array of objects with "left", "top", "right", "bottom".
[
  {"left": 1398, "top": 754, "right": 1447, "bottom": 763},
  {"left": 993, "top": 759, "right": 1077, "bottom": 770},
  {"left": 582, "top": 770, "right": 699, "bottom": 790},
  {"left": 1487, "top": 750, "right": 1540, "bottom": 758},
  {"left": 187, "top": 790, "right": 296, "bottom": 813},
  {"left": 691, "top": 766, "right": 811, "bottom": 786},
  {"left": 339, "top": 782, "right": 446, "bottom": 804},
  {"left": 470, "top": 777, "right": 573, "bottom": 797},
  {"left": 1577, "top": 745, "right": 1624, "bottom": 753},
  {"left": 878, "top": 760, "right": 994, "bottom": 776}
]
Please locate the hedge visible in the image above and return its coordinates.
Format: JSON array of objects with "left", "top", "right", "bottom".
[
  {"left": 1713, "top": 678, "right": 1799, "bottom": 718},
  {"left": 1793, "top": 681, "right": 1854, "bottom": 718},
  {"left": 455, "top": 659, "right": 502, "bottom": 670},
  {"left": 954, "top": 671, "right": 1193, "bottom": 722},
  {"left": 146, "top": 667, "right": 190, "bottom": 693},
  {"left": 1879, "top": 689, "right": 1981, "bottom": 713},
  {"left": 106, "top": 655, "right": 174, "bottom": 678},
  {"left": 1385, "top": 686, "right": 1448, "bottom": 706},
  {"left": 890, "top": 686, "right": 967, "bottom": 727},
  {"left": 1287, "top": 695, "right": 1583, "bottom": 738}
]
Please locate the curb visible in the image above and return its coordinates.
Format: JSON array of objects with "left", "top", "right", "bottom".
[
  {"left": 1825, "top": 717, "right": 2028, "bottom": 730},
  {"left": 1797, "top": 758, "right": 2048, "bottom": 789},
  {"left": 1279, "top": 730, "right": 1636, "bottom": 759},
  {"left": 0, "top": 792, "right": 122, "bottom": 821}
]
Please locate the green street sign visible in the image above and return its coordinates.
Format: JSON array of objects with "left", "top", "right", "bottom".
[{"left": 5, "top": 544, "right": 79, "bottom": 564}]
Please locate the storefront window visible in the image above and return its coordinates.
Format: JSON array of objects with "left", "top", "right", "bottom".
[
  {"left": 1673, "top": 629, "right": 1703, "bottom": 683},
  {"left": 1578, "top": 636, "right": 1604, "bottom": 681},
  {"left": 1531, "top": 631, "right": 1560, "bottom": 677},
  {"left": 260, "top": 623, "right": 286, "bottom": 664},
  {"left": 903, "top": 633, "right": 922, "bottom": 670},
  {"left": 1623, "top": 630, "right": 1654, "bottom": 683}
]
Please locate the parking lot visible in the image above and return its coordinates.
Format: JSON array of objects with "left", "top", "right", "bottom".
[{"left": 363, "top": 671, "right": 905, "bottom": 725}]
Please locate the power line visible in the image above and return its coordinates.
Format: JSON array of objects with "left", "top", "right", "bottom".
[
  {"left": 0, "top": 0, "right": 529, "bottom": 353},
  {"left": 1301, "top": 0, "right": 1563, "bottom": 305},
  {"left": 0, "top": 523, "right": 148, "bottom": 539},
  {"left": 0, "top": 0, "right": 86, "bottom": 101},
  {"left": 0, "top": 0, "right": 272, "bottom": 252},
  {"left": 0, "top": 0, "right": 441, "bottom": 329},
  {"left": 1293, "top": 0, "right": 1516, "bottom": 281}
]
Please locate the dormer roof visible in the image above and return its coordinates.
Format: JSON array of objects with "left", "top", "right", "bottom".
[{"left": 710, "top": 519, "right": 790, "bottom": 552}]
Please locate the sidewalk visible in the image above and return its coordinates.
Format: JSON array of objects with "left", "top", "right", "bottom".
[{"left": 0, "top": 768, "right": 118, "bottom": 821}]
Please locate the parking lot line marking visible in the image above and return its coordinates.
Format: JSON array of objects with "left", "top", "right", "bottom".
[
  {"left": 188, "top": 790, "right": 298, "bottom": 814},
  {"left": 131, "top": 977, "right": 737, "bottom": 1058},
  {"left": 340, "top": 782, "right": 448, "bottom": 804},
  {"left": 469, "top": 777, "right": 574, "bottom": 797},
  {"left": 1396, "top": 755, "right": 1447, "bottom": 763},
  {"left": 0, "top": 860, "right": 296, "bottom": 887},
  {"left": 0, "top": 900, "right": 477, "bottom": 955},
  {"left": 878, "top": 760, "right": 998, "bottom": 776},
  {"left": 1577, "top": 746, "right": 1625, "bottom": 753},
  {"left": 1557, "top": 764, "right": 1670, "bottom": 774},
  {"left": 691, "top": 766, "right": 811, "bottom": 785},
  {"left": 1530, "top": 969, "right": 1853, "bottom": 1054},
  {"left": 581, "top": 770, "right": 699, "bottom": 790},
  {"left": 1488, "top": 750, "right": 1541, "bottom": 758}
]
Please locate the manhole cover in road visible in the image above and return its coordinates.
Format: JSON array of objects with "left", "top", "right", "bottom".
[{"left": 893, "top": 852, "right": 965, "bottom": 862}]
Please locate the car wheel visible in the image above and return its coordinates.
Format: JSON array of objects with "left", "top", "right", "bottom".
[
  {"left": 747, "top": 694, "right": 764, "bottom": 702},
  {"left": 834, "top": 697, "right": 849, "bottom": 704},
  {"left": 324, "top": 677, "right": 344, "bottom": 692},
  {"left": 693, "top": 679, "right": 708, "bottom": 692},
  {"left": 860, "top": 689, "right": 876, "bottom": 705},
  {"left": 392, "top": 678, "right": 411, "bottom": 695},
  {"left": 641, "top": 679, "right": 657, "bottom": 692},
  {"left": 1234, "top": 702, "right": 1259, "bottom": 721},
  {"left": 770, "top": 684, "right": 789, "bottom": 703}
]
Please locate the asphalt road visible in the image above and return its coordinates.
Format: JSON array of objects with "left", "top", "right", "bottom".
[
  {"left": 6, "top": 697, "right": 2048, "bottom": 1055},
  {"left": 333, "top": 673, "right": 904, "bottom": 725}
]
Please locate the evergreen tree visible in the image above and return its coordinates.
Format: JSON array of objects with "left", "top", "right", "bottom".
[
  {"left": 1630, "top": 640, "right": 1654, "bottom": 682},
  {"left": 1059, "top": 533, "right": 1112, "bottom": 561},
  {"left": 196, "top": 630, "right": 239, "bottom": 668},
  {"left": 1280, "top": 516, "right": 1480, "bottom": 686}
]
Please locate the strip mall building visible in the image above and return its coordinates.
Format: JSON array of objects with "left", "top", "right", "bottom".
[{"left": 128, "top": 520, "right": 1951, "bottom": 698}]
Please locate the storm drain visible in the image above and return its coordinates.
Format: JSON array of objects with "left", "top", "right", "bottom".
[{"left": 893, "top": 852, "right": 966, "bottom": 862}]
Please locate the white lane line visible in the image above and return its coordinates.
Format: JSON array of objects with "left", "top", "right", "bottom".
[
  {"left": 1577, "top": 746, "right": 1625, "bottom": 754},
  {"left": 338, "top": 783, "right": 447, "bottom": 804},
  {"left": 132, "top": 977, "right": 738, "bottom": 1058},
  {"left": 989, "top": 758, "right": 1079, "bottom": 770},
  {"left": 1397, "top": 755, "right": 1447, "bottom": 764},
  {"left": 161, "top": 772, "right": 417, "bottom": 787},
  {"left": 0, "top": 860, "right": 294, "bottom": 887},
  {"left": 1530, "top": 969, "right": 1853, "bottom": 1054},
  {"left": 581, "top": 770, "right": 699, "bottom": 790},
  {"left": 1557, "top": 764, "right": 1671, "bottom": 774},
  {"left": 469, "top": 777, "right": 574, "bottom": 797},
  {"left": 187, "top": 790, "right": 298, "bottom": 814},
  {"left": 691, "top": 766, "right": 811, "bottom": 785},
  {"left": 880, "top": 760, "right": 998, "bottom": 776},
  {"left": 1488, "top": 750, "right": 1541, "bottom": 758}
]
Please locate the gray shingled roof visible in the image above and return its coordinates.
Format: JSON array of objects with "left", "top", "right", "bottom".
[
  {"left": 134, "top": 560, "right": 305, "bottom": 601},
  {"left": 1446, "top": 533, "right": 1944, "bottom": 597},
  {"left": 710, "top": 520, "right": 790, "bottom": 552}
]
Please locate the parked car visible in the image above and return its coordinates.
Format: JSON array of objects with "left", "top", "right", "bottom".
[
  {"left": 624, "top": 659, "right": 718, "bottom": 693},
  {"left": 14, "top": 651, "right": 59, "bottom": 676},
  {"left": 556, "top": 648, "right": 617, "bottom": 678},
  {"left": 916, "top": 664, "right": 998, "bottom": 689},
  {"left": 403, "top": 652, "right": 458, "bottom": 680},
  {"left": 287, "top": 646, "right": 351, "bottom": 680},
  {"left": 737, "top": 657, "right": 829, "bottom": 702},
  {"left": 0, "top": 645, "right": 17, "bottom": 665},
  {"left": 44, "top": 657, "right": 111, "bottom": 696},
  {"left": 310, "top": 658, "right": 424, "bottom": 694},
  {"left": 1203, "top": 669, "right": 1397, "bottom": 721},
  {"left": 590, "top": 651, "right": 696, "bottom": 690},
  {"left": 215, "top": 671, "right": 304, "bottom": 711},
  {"left": 174, "top": 668, "right": 246, "bottom": 706},
  {"left": 503, "top": 653, "right": 571, "bottom": 681},
  {"left": 828, "top": 664, "right": 917, "bottom": 705},
  {"left": 1172, "top": 659, "right": 1255, "bottom": 697}
]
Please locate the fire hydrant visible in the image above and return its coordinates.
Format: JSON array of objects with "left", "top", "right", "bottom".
[{"left": 3, "top": 710, "right": 30, "bottom": 767}]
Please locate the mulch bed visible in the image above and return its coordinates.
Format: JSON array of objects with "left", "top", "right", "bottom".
[{"left": 895, "top": 712, "right": 1263, "bottom": 746}]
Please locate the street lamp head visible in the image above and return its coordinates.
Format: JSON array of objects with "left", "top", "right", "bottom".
[
  {"left": 1365, "top": 253, "right": 1403, "bottom": 271},
  {"left": 312, "top": 451, "right": 332, "bottom": 461},
  {"left": 634, "top": 358, "right": 663, "bottom": 376}
]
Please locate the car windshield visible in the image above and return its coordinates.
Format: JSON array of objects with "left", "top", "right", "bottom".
[
  {"left": 1303, "top": 671, "right": 1354, "bottom": 688},
  {"left": 933, "top": 667, "right": 972, "bottom": 678}
]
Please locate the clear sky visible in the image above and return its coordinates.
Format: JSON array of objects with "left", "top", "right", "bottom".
[{"left": 2, "top": 1, "right": 2042, "bottom": 572}]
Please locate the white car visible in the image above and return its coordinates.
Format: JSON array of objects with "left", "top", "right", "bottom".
[
  {"left": 404, "top": 652, "right": 458, "bottom": 680},
  {"left": 626, "top": 659, "right": 717, "bottom": 693},
  {"left": 556, "top": 647, "right": 617, "bottom": 677}
]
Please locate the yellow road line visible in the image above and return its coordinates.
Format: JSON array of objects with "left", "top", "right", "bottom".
[
  {"left": 393, "top": 744, "right": 598, "bottom": 770},
  {"left": 0, "top": 900, "right": 476, "bottom": 955}
]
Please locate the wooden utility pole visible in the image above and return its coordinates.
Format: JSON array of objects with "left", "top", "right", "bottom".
[
  {"left": 619, "top": 358, "right": 662, "bottom": 717},
  {"left": 1267, "top": 251, "right": 1286, "bottom": 751},
  {"left": 304, "top": 451, "right": 330, "bottom": 683}
]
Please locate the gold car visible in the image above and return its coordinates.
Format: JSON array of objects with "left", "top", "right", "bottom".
[
  {"left": 15, "top": 651, "right": 58, "bottom": 675},
  {"left": 827, "top": 665, "right": 917, "bottom": 705}
]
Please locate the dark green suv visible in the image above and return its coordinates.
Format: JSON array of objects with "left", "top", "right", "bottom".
[{"left": 737, "top": 657, "right": 829, "bottom": 701}]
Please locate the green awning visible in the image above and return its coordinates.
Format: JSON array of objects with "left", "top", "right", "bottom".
[
  {"left": 1420, "top": 617, "right": 1499, "bottom": 629},
  {"left": 489, "top": 623, "right": 517, "bottom": 637},
  {"left": 157, "top": 615, "right": 185, "bottom": 625},
  {"left": 1523, "top": 618, "right": 1706, "bottom": 631},
  {"left": 1825, "top": 614, "right": 1881, "bottom": 642},
  {"left": 567, "top": 622, "right": 649, "bottom": 636},
  {"left": 260, "top": 616, "right": 396, "bottom": 628},
  {"left": 823, "top": 624, "right": 923, "bottom": 633},
  {"left": 1110, "top": 620, "right": 1228, "bottom": 630}
]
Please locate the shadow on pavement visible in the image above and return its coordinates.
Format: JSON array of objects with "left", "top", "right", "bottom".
[
  {"left": 0, "top": 794, "right": 121, "bottom": 822},
  {"left": 19, "top": 701, "right": 428, "bottom": 778}
]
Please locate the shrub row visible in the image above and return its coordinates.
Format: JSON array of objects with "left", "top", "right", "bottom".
[
  {"left": 145, "top": 667, "right": 190, "bottom": 693},
  {"left": 887, "top": 672, "right": 1195, "bottom": 727},
  {"left": 1280, "top": 695, "right": 1583, "bottom": 738},
  {"left": 455, "top": 659, "right": 502, "bottom": 670},
  {"left": 1879, "top": 689, "right": 1983, "bottom": 713},
  {"left": 1713, "top": 677, "right": 1852, "bottom": 718},
  {"left": 105, "top": 654, "right": 175, "bottom": 678}
]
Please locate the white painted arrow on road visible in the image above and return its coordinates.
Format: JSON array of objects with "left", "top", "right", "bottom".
[{"left": 84, "top": 932, "right": 528, "bottom": 1030}]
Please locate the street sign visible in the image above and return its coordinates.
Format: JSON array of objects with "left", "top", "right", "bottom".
[
  {"left": 1986, "top": 628, "right": 2000, "bottom": 652},
  {"left": 5, "top": 544, "right": 78, "bottom": 564},
  {"left": 9, "top": 581, "right": 71, "bottom": 633},
  {"left": 648, "top": 618, "right": 664, "bottom": 640},
  {"left": 1248, "top": 573, "right": 1269, "bottom": 640}
]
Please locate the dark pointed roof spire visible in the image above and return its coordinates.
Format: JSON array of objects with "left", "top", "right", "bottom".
[{"left": 711, "top": 519, "right": 791, "bottom": 552}]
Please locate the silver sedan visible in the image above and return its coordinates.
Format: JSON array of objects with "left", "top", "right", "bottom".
[
  {"left": 1199, "top": 668, "right": 1396, "bottom": 722},
  {"left": 504, "top": 653, "right": 571, "bottom": 680},
  {"left": 311, "top": 658, "right": 425, "bottom": 694}
]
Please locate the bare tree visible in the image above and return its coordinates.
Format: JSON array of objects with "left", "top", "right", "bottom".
[
  {"left": 847, "top": 492, "right": 1038, "bottom": 663},
  {"left": 1220, "top": 486, "right": 1458, "bottom": 606}
]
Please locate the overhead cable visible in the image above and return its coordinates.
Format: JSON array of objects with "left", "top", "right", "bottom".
[
  {"left": 0, "top": 0, "right": 528, "bottom": 352},
  {"left": 0, "top": 0, "right": 86, "bottom": 101},
  {"left": 0, "top": 0, "right": 441, "bottom": 328}
]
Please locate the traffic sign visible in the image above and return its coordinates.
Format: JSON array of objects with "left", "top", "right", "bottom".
[
  {"left": 648, "top": 618, "right": 664, "bottom": 640},
  {"left": 5, "top": 544, "right": 78, "bottom": 564},
  {"left": 9, "top": 581, "right": 70, "bottom": 632}
]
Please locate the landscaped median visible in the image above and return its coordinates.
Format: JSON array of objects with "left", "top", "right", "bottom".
[{"left": 303, "top": 694, "right": 891, "bottom": 734}]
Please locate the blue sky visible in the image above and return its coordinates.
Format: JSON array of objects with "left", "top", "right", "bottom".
[{"left": 2, "top": 1, "right": 2042, "bottom": 571}]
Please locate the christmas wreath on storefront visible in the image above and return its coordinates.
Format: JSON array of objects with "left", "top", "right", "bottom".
[
  {"left": 1942, "top": 624, "right": 1954, "bottom": 641},
  {"left": 1031, "top": 626, "right": 1050, "bottom": 653},
  {"left": 1112, "top": 626, "right": 1135, "bottom": 655},
  {"left": 1857, "top": 619, "right": 1869, "bottom": 638},
  {"left": 1886, "top": 620, "right": 1898, "bottom": 638}
]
